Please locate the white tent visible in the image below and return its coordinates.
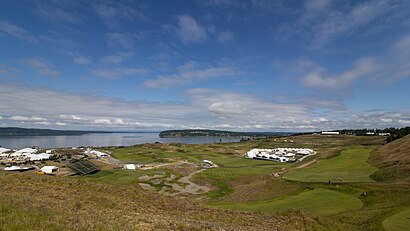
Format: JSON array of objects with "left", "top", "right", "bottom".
[
  {"left": 203, "top": 160, "right": 214, "bottom": 165},
  {"left": 15, "top": 148, "right": 37, "bottom": 154},
  {"left": 41, "top": 166, "right": 58, "bottom": 174},
  {"left": 124, "top": 164, "right": 136, "bottom": 170},
  {"left": 0, "top": 147, "right": 10, "bottom": 154}
]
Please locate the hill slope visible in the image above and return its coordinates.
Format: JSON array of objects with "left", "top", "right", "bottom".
[
  {"left": 370, "top": 134, "right": 410, "bottom": 182},
  {"left": 0, "top": 172, "right": 325, "bottom": 230}
]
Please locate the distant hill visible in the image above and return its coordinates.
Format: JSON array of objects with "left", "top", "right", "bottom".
[
  {"left": 159, "top": 129, "right": 293, "bottom": 138},
  {"left": 0, "top": 127, "right": 108, "bottom": 137},
  {"left": 370, "top": 134, "right": 410, "bottom": 182}
]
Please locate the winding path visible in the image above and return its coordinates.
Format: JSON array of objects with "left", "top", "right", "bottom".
[{"left": 163, "top": 168, "right": 211, "bottom": 195}]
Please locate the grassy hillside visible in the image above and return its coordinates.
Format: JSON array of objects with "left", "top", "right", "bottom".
[
  {"left": 370, "top": 134, "right": 410, "bottom": 182},
  {"left": 0, "top": 172, "right": 324, "bottom": 230},
  {"left": 284, "top": 147, "right": 377, "bottom": 183},
  {"left": 4, "top": 134, "right": 410, "bottom": 230},
  {"left": 211, "top": 188, "right": 363, "bottom": 216}
]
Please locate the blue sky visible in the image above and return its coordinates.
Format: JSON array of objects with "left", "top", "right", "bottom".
[{"left": 0, "top": 0, "right": 410, "bottom": 131}]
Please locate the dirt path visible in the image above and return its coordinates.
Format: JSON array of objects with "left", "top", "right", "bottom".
[
  {"left": 163, "top": 168, "right": 211, "bottom": 195},
  {"left": 296, "top": 159, "right": 317, "bottom": 169}
]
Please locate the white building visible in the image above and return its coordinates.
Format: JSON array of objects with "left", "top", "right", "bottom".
[
  {"left": 85, "top": 149, "right": 109, "bottom": 158},
  {"left": 26, "top": 153, "right": 52, "bottom": 161},
  {"left": 0, "top": 147, "right": 10, "bottom": 154},
  {"left": 203, "top": 160, "right": 214, "bottom": 166},
  {"left": 321, "top": 131, "right": 340, "bottom": 135},
  {"left": 15, "top": 147, "right": 37, "bottom": 154},
  {"left": 41, "top": 166, "right": 58, "bottom": 174},
  {"left": 124, "top": 164, "right": 136, "bottom": 170},
  {"left": 245, "top": 148, "right": 314, "bottom": 163}
]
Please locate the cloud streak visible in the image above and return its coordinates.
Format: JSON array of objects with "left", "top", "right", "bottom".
[
  {"left": 0, "top": 21, "right": 38, "bottom": 44},
  {"left": 0, "top": 83, "right": 408, "bottom": 131},
  {"left": 175, "top": 15, "right": 208, "bottom": 43},
  {"left": 22, "top": 58, "right": 60, "bottom": 78},
  {"left": 143, "top": 61, "right": 235, "bottom": 88}
]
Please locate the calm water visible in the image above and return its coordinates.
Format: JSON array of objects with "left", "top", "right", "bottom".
[{"left": 0, "top": 133, "right": 241, "bottom": 149}]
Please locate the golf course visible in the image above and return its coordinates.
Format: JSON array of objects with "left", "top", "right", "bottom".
[
  {"left": 284, "top": 147, "right": 377, "bottom": 182},
  {"left": 2, "top": 134, "right": 410, "bottom": 230}
]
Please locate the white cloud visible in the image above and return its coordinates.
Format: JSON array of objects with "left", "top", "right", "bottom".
[
  {"left": 0, "top": 21, "right": 38, "bottom": 44},
  {"left": 10, "top": 116, "right": 47, "bottom": 121},
  {"left": 94, "top": 2, "right": 147, "bottom": 28},
  {"left": 282, "top": 0, "right": 392, "bottom": 47},
  {"left": 100, "top": 52, "right": 134, "bottom": 64},
  {"left": 0, "top": 63, "right": 18, "bottom": 75},
  {"left": 105, "top": 33, "right": 137, "bottom": 49},
  {"left": 93, "top": 119, "right": 112, "bottom": 125},
  {"left": 1, "top": 83, "right": 409, "bottom": 131},
  {"left": 73, "top": 56, "right": 91, "bottom": 65},
  {"left": 302, "top": 33, "right": 410, "bottom": 89},
  {"left": 34, "top": 1, "right": 81, "bottom": 23},
  {"left": 92, "top": 67, "right": 145, "bottom": 79},
  {"left": 303, "top": 58, "right": 378, "bottom": 89},
  {"left": 208, "top": 102, "right": 245, "bottom": 116},
  {"left": 175, "top": 15, "right": 208, "bottom": 43},
  {"left": 22, "top": 58, "right": 60, "bottom": 78},
  {"left": 218, "top": 31, "right": 233, "bottom": 43},
  {"left": 144, "top": 61, "right": 235, "bottom": 88},
  {"left": 305, "top": 0, "right": 330, "bottom": 12}
]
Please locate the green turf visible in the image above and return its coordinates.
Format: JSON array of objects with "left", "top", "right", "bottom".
[
  {"left": 284, "top": 147, "right": 377, "bottom": 182},
  {"left": 383, "top": 209, "right": 410, "bottom": 231},
  {"left": 86, "top": 169, "right": 163, "bottom": 185},
  {"left": 211, "top": 189, "right": 363, "bottom": 216},
  {"left": 202, "top": 166, "right": 276, "bottom": 181},
  {"left": 112, "top": 145, "right": 281, "bottom": 168}
]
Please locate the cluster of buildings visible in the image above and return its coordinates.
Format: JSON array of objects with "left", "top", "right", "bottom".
[
  {"left": 0, "top": 146, "right": 59, "bottom": 174},
  {"left": 245, "top": 148, "right": 315, "bottom": 163},
  {"left": 0, "top": 147, "right": 53, "bottom": 162},
  {"left": 0, "top": 146, "right": 111, "bottom": 175},
  {"left": 84, "top": 148, "right": 110, "bottom": 158}
]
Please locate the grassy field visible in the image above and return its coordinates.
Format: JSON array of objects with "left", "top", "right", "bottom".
[
  {"left": 211, "top": 188, "right": 363, "bottom": 216},
  {"left": 383, "top": 209, "right": 410, "bottom": 231},
  {"left": 1, "top": 172, "right": 324, "bottom": 230},
  {"left": 284, "top": 147, "right": 377, "bottom": 182},
  {"left": 86, "top": 169, "right": 166, "bottom": 185},
  {"left": 5, "top": 134, "right": 410, "bottom": 230},
  {"left": 201, "top": 165, "right": 276, "bottom": 181}
]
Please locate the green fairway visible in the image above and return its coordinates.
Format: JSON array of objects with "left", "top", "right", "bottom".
[
  {"left": 112, "top": 144, "right": 279, "bottom": 168},
  {"left": 86, "top": 169, "right": 163, "bottom": 185},
  {"left": 211, "top": 189, "right": 362, "bottom": 216},
  {"left": 202, "top": 166, "right": 276, "bottom": 180},
  {"left": 383, "top": 209, "right": 410, "bottom": 231},
  {"left": 284, "top": 147, "right": 377, "bottom": 182}
]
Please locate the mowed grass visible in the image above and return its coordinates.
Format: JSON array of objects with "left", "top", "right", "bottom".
[
  {"left": 211, "top": 189, "right": 362, "bottom": 216},
  {"left": 112, "top": 144, "right": 280, "bottom": 168},
  {"left": 202, "top": 166, "right": 276, "bottom": 181},
  {"left": 86, "top": 169, "right": 163, "bottom": 185},
  {"left": 383, "top": 209, "right": 410, "bottom": 231},
  {"left": 284, "top": 147, "right": 377, "bottom": 182}
]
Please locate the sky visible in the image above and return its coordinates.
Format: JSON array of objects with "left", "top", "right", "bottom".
[{"left": 0, "top": 0, "right": 410, "bottom": 132}]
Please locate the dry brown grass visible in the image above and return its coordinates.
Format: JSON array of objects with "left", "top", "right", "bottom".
[
  {"left": 370, "top": 134, "right": 410, "bottom": 182},
  {"left": 0, "top": 171, "right": 326, "bottom": 230},
  {"left": 223, "top": 175, "right": 304, "bottom": 203}
]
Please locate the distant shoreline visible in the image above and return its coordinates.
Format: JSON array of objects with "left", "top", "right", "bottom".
[
  {"left": 159, "top": 129, "right": 293, "bottom": 138},
  {"left": 0, "top": 127, "right": 159, "bottom": 137}
]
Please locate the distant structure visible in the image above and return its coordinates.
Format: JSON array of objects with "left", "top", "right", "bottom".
[
  {"left": 85, "top": 148, "right": 109, "bottom": 158},
  {"left": 41, "top": 166, "right": 59, "bottom": 174},
  {"left": 245, "top": 148, "right": 315, "bottom": 163},
  {"left": 202, "top": 160, "right": 214, "bottom": 167},
  {"left": 321, "top": 131, "right": 340, "bottom": 135}
]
